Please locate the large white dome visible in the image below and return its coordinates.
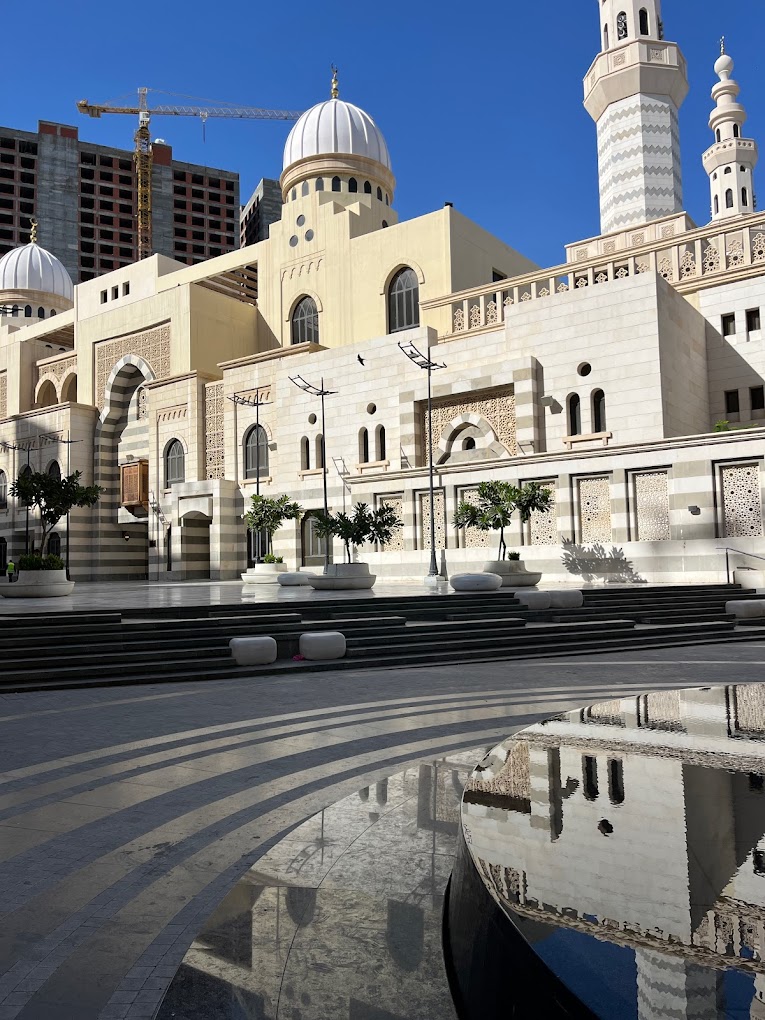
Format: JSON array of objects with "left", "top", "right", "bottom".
[
  {"left": 0, "top": 242, "right": 74, "bottom": 302},
  {"left": 283, "top": 98, "right": 391, "bottom": 172}
]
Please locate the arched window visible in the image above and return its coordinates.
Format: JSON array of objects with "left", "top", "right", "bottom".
[
  {"left": 616, "top": 10, "right": 627, "bottom": 39},
  {"left": 592, "top": 390, "right": 606, "bottom": 433},
  {"left": 301, "top": 181, "right": 309, "bottom": 196},
  {"left": 716, "top": 129, "right": 721, "bottom": 142},
  {"left": 48, "top": 532, "right": 61, "bottom": 558},
  {"left": 47, "top": 460, "right": 61, "bottom": 481},
  {"left": 62, "top": 374, "right": 77, "bottom": 403},
  {"left": 37, "top": 307, "right": 45, "bottom": 318},
  {"left": 724, "top": 166, "right": 732, "bottom": 174},
  {"left": 316, "top": 177, "right": 324, "bottom": 192},
  {"left": 608, "top": 759, "right": 624, "bottom": 804},
  {"left": 376, "top": 424, "right": 386, "bottom": 461},
  {"left": 24, "top": 305, "right": 31, "bottom": 317},
  {"left": 726, "top": 189, "right": 734, "bottom": 209},
  {"left": 359, "top": 428, "right": 369, "bottom": 463},
  {"left": 714, "top": 195, "right": 719, "bottom": 214},
  {"left": 244, "top": 424, "right": 269, "bottom": 480},
  {"left": 734, "top": 124, "right": 740, "bottom": 138},
  {"left": 385, "top": 194, "right": 389, "bottom": 205},
  {"left": 0, "top": 470, "right": 6, "bottom": 509},
  {"left": 583, "top": 756, "right": 599, "bottom": 800},
  {"left": 638, "top": 7, "right": 649, "bottom": 34},
  {"left": 50, "top": 309, "right": 56, "bottom": 316},
  {"left": 165, "top": 439, "right": 185, "bottom": 487},
  {"left": 743, "top": 187, "right": 749, "bottom": 207},
  {"left": 11, "top": 305, "right": 18, "bottom": 317},
  {"left": 376, "top": 186, "right": 383, "bottom": 201},
  {"left": 603, "top": 24, "right": 609, "bottom": 49},
  {"left": 568, "top": 393, "right": 581, "bottom": 435},
  {"left": 331, "top": 176, "right": 341, "bottom": 192},
  {"left": 387, "top": 267, "right": 420, "bottom": 333},
  {"left": 349, "top": 178, "right": 358, "bottom": 193},
  {"left": 364, "top": 180, "right": 372, "bottom": 194},
  {"left": 300, "top": 436, "right": 311, "bottom": 471},
  {"left": 315, "top": 434, "right": 324, "bottom": 470},
  {"left": 291, "top": 296, "right": 319, "bottom": 345}
]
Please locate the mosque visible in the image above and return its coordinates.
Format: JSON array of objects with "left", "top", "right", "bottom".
[{"left": 0, "top": 0, "right": 763, "bottom": 584}]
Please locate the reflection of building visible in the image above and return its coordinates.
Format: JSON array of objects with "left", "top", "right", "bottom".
[
  {"left": 1, "top": 6, "right": 765, "bottom": 582},
  {"left": 462, "top": 685, "right": 765, "bottom": 1019}
]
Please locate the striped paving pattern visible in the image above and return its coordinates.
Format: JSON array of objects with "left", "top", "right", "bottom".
[{"left": 2, "top": 646, "right": 765, "bottom": 1019}]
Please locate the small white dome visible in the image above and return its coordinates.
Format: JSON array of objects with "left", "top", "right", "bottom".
[
  {"left": 0, "top": 242, "right": 73, "bottom": 302},
  {"left": 714, "top": 53, "right": 734, "bottom": 79},
  {"left": 283, "top": 98, "right": 391, "bottom": 172}
]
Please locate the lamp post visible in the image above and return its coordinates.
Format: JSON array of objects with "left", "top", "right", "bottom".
[
  {"left": 289, "top": 374, "right": 337, "bottom": 571},
  {"left": 398, "top": 340, "right": 446, "bottom": 583},
  {"left": 228, "top": 390, "right": 272, "bottom": 563}
]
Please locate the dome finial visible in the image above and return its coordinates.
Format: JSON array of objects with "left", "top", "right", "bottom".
[
  {"left": 30, "top": 218, "right": 38, "bottom": 244},
  {"left": 330, "top": 64, "right": 339, "bottom": 100},
  {"left": 720, "top": 35, "right": 725, "bottom": 56}
]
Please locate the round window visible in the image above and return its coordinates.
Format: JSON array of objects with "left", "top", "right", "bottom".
[
  {"left": 577, "top": 362, "right": 592, "bottom": 377},
  {"left": 296, "top": 214, "right": 306, "bottom": 227},
  {"left": 366, "top": 403, "right": 377, "bottom": 415},
  {"left": 289, "top": 235, "right": 298, "bottom": 247},
  {"left": 308, "top": 413, "right": 317, "bottom": 425},
  {"left": 305, "top": 229, "right": 314, "bottom": 241}
]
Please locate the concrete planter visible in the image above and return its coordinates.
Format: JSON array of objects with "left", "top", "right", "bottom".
[
  {"left": 482, "top": 559, "right": 542, "bottom": 587},
  {"left": 733, "top": 567, "right": 765, "bottom": 589},
  {"left": 0, "top": 569, "right": 75, "bottom": 598},
  {"left": 241, "top": 562, "right": 285, "bottom": 584},
  {"left": 308, "top": 562, "right": 376, "bottom": 591}
]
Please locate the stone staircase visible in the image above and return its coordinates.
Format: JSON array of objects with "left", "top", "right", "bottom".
[{"left": 0, "top": 583, "right": 763, "bottom": 692}]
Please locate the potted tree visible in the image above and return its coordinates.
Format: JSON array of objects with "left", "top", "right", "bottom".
[
  {"left": 308, "top": 502, "right": 403, "bottom": 590},
  {"left": 241, "top": 493, "right": 303, "bottom": 584},
  {"left": 453, "top": 481, "right": 553, "bottom": 587},
  {"left": 3, "top": 470, "right": 103, "bottom": 598}
]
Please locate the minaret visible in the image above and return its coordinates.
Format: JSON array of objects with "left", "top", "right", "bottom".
[
  {"left": 584, "top": 0, "right": 689, "bottom": 235},
  {"left": 703, "top": 41, "right": 758, "bottom": 222}
]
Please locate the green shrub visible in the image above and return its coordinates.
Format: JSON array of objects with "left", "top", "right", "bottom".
[
  {"left": 18, "top": 553, "right": 65, "bottom": 571},
  {"left": 507, "top": 551, "right": 521, "bottom": 560},
  {"left": 263, "top": 553, "right": 284, "bottom": 564}
]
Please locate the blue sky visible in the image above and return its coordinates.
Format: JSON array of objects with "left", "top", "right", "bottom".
[{"left": 1, "top": 1, "right": 762, "bottom": 268}]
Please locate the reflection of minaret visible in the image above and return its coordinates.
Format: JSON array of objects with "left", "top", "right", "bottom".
[
  {"left": 584, "top": 0, "right": 689, "bottom": 234},
  {"left": 635, "top": 949, "right": 723, "bottom": 1020}
]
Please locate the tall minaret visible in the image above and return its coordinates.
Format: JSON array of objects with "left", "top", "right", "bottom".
[
  {"left": 584, "top": 0, "right": 689, "bottom": 235},
  {"left": 703, "top": 42, "right": 758, "bottom": 222}
]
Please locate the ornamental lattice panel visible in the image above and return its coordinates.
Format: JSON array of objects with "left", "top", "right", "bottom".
[
  {"left": 459, "top": 487, "right": 489, "bottom": 548},
  {"left": 527, "top": 482, "right": 557, "bottom": 546},
  {"left": 634, "top": 471, "right": 670, "bottom": 541},
  {"left": 419, "top": 489, "right": 446, "bottom": 550},
  {"left": 205, "top": 382, "right": 225, "bottom": 480},
  {"left": 95, "top": 324, "right": 171, "bottom": 410},
  {"left": 422, "top": 388, "right": 516, "bottom": 464},
  {"left": 578, "top": 476, "right": 612, "bottom": 543},
  {"left": 381, "top": 494, "right": 404, "bottom": 550},
  {"left": 0, "top": 372, "right": 6, "bottom": 420},
  {"left": 722, "top": 463, "right": 763, "bottom": 538}
]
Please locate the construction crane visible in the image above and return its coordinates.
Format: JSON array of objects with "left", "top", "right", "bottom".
[{"left": 77, "top": 88, "right": 303, "bottom": 261}]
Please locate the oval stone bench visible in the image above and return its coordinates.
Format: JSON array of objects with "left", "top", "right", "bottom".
[
  {"left": 726, "top": 599, "right": 765, "bottom": 619},
  {"left": 299, "top": 631, "right": 346, "bottom": 660},
  {"left": 515, "top": 591, "right": 552, "bottom": 610},
  {"left": 229, "top": 636, "right": 278, "bottom": 665},
  {"left": 277, "top": 572, "right": 315, "bottom": 586},
  {"left": 548, "top": 590, "right": 584, "bottom": 609},
  {"left": 449, "top": 573, "right": 503, "bottom": 592}
]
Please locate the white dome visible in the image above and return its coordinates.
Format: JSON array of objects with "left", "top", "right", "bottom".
[
  {"left": 283, "top": 98, "right": 391, "bottom": 172},
  {"left": 0, "top": 242, "right": 73, "bottom": 302}
]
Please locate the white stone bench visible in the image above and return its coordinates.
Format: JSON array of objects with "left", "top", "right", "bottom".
[
  {"left": 229, "top": 636, "right": 278, "bottom": 665},
  {"left": 726, "top": 599, "right": 765, "bottom": 619},
  {"left": 299, "top": 631, "right": 346, "bottom": 660},
  {"left": 449, "top": 573, "right": 502, "bottom": 592},
  {"left": 547, "top": 590, "right": 584, "bottom": 609},
  {"left": 515, "top": 591, "right": 552, "bottom": 610},
  {"left": 277, "top": 572, "right": 315, "bottom": 586}
]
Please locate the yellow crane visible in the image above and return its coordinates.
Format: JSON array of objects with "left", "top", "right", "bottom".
[{"left": 77, "top": 87, "right": 302, "bottom": 261}]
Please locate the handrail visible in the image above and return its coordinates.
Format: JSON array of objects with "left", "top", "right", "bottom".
[{"left": 716, "top": 546, "right": 765, "bottom": 584}]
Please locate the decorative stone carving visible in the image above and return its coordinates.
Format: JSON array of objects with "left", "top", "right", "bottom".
[
  {"left": 453, "top": 308, "right": 465, "bottom": 332},
  {"left": 576, "top": 248, "right": 589, "bottom": 261},
  {"left": 39, "top": 355, "right": 76, "bottom": 382},
  {"left": 613, "top": 53, "right": 626, "bottom": 66},
  {"left": 157, "top": 405, "right": 188, "bottom": 423},
  {"left": 469, "top": 304, "right": 481, "bottom": 328},
  {"left": 702, "top": 245, "right": 720, "bottom": 274},
  {"left": 528, "top": 483, "right": 557, "bottom": 546},
  {"left": 631, "top": 233, "right": 645, "bottom": 246},
  {"left": 603, "top": 241, "right": 617, "bottom": 254},
  {"left": 137, "top": 387, "right": 148, "bottom": 420},
  {"left": 752, "top": 232, "right": 765, "bottom": 264},
  {"left": 422, "top": 388, "right": 517, "bottom": 464},
  {"left": 503, "top": 295, "right": 514, "bottom": 307},
  {"left": 658, "top": 256, "right": 673, "bottom": 281},
  {"left": 381, "top": 494, "right": 404, "bottom": 551},
  {"left": 95, "top": 323, "right": 171, "bottom": 411},
  {"left": 636, "top": 261, "right": 649, "bottom": 274},
  {"left": 722, "top": 463, "right": 763, "bottom": 538},
  {"left": 634, "top": 471, "right": 670, "bottom": 541},
  {"left": 727, "top": 239, "right": 744, "bottom": 266},
  {"left": 485, "top": 300, "right": 498, "bottom": 324},
  {"left": 595, "top": 272, "right": 608, "bottom": 284},
  {"left": 466, "top": 740, "right": 529, "bottom": 799},
  {"left": 578, "top": 476, "right": 612, "bottom": 543},
  {"left": 0, "top": 372, "right": 6, "bottom": 420},
  {"left": 520, "top": 291, "right": 532, "bottom": 302},
  {"left": 538, "top": 287, "right": 549, "bottom": 297},
  {"left": 205, "top": 381, "right": 225, "bottom": 480},
  {"left": 419, "top": 488, "right": 446, "bottom": 550},
  {"left": 458, "top": 487, "right": 490, "bottom": 548},
  {"left": 615, "top": 267, "right": 629, "bottom": 279},
  {"left": 679, "top": 251, "right": 696, "bottom": 279},
  {"left": 650, "top": 47, "right": 664, "bottom": 61},
  {"left": 556, "top": 283, "right": 569, "bottom": 293},
  {"left": 661, "top": 225, "right": 675, "bottom": 238}
]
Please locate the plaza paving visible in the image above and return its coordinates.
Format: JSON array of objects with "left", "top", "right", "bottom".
[{"left": 1, "top": 638, "right": 764, "bottom": 1018}]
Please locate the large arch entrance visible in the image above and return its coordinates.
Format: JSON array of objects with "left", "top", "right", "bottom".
[{"left": 180, "top": 510, "right": 211, "bottom": 580}]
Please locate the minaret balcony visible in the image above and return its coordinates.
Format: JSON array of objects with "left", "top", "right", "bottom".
[
  {"left": 702, "top": 138, "right": 758, "bottom": 174},
  {"left": 584, "top": 39, "right": 688, "bottom": 120}
]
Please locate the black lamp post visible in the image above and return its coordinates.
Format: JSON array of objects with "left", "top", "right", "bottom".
[
  {"left": 398, "top": 340, "right": 446, "bottom": 582},
  {"left": 228, "top": 390, "right": 272, "bottom": 563},
  {"left": 289, "top": 374, "right": 337, "bottom": 571}
]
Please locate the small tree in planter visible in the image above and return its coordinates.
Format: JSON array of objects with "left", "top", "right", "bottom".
[
  {"left": 313, "top": 502, "right": 403, "bottom": 564},
  {"left": 244, "top": 493, "right": 303, "bottom": 562},
  {"left": 11, "top": 470, "right": 103, "bottom": 563}
]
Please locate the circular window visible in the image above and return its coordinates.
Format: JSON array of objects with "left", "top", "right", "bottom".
[
  {"left": 289, "top": 235, "right": 298, "bottom": 247},
  {"left": 308, "top": 413, "right": 317, "bottom": 425},
  {"left": 305, "top": 229, "right": 314, "bottom": 241},
  {"left": 296, "top": 214, "right": 306, "bottom": 227},
  {"left": 577, "top": 362, "right": 592, "bottom": 377},
  {"left": 366, "top": 403, "right": 376, "bottom": 415}
]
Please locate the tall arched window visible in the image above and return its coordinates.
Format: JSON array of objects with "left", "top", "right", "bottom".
[
  {"left": 301, "top": 181, "right": 309, "bottom": 196},
  {"left": 364, "top": 180, "right": 372, "bottom": 194},
  {"left": 583, "top": 756, "right": 599, "bottom": 800},
  {"left": 0, "top": 470, "right": 6, "bottom": 509},
  {"left": 376, "top": 186, "right": 383, "bottom": 201},
  {"left": 359, "top": 428, "right": 369, "bottom": 463},
  {"left": 603, "top": 24, "right": 609, "bottom": 49},
  {"left": 714, "top": 195, "right": 719, "bottom": 214},
  {"left": 743, "top": 187, "right": 749, "bottom": 207},
  {"left": 50, "top": 309, "right": 56, "bottom": 316},
  {"left": 616, "top": 10, "right": 628, "bottom": 38},
  {"left": 48, "top": 533, "right": 61, "bottom": 558},
  {"left": 165, "top": 439, "right": 185, "bottom": 487},
  {"left": 376, "top": 424, "right": 386, "bottom": 461},
  {"left": 315, "top": 434, "right": 324, "bottom": 469},
  {"left": 568, "top": 393, "right": 581, "bottom": 436},
  {"left": 316, "top": 177, "right": 324, "bottom": 192},
  {"left": 349, "top": 178, "right": 358, "bottom": 193},
  {"left": 291, "top": 296, "right": 319, "bottom": 345},
  {"left": 24, "top": 305, "right": 31, "bottom": 317},
  {"left": 331, "top": 176, "right": 341, "bottom": 192},
  {"left": 726, "top": 189, "right": 734, "bottom": 209},
  {"left": 734, "top": 124, "right": 740, "bottom": 138},
  {"left": 716, "top": 129, "right": 721, "bottom": 142},
  {"left": 300, "top": 436, "right": 311, "bottom": 471},
  {"left": 388, "top": 267, "right": 420, "bottom": 333},
  {"left": 47, "top": 460, "right": 61, "bottom": 481},
  {"left": 37, "top": 307, "right": 45, "bottom": 318},
  {"left": 592, "top": 390, "right": 606, "bottom": 432},
  {"left": 11, "top": 305, "right": 18, "bottom": 317},
  {"left": 638, "top": 7, "right": 649, "bottom": 34},
  {"left": 244, "top": 424, "right": 269, "bottom": 480}
]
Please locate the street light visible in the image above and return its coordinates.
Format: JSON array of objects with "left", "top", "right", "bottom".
[
  {"left": 398, "top": 340, "right": 446, "bottom": 583},
  {"left": 289, "top": 374, "right": 337, "bottom": 571},
  {"left": 228, "top": 390, "right": 272, "bottom": 563}
]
